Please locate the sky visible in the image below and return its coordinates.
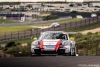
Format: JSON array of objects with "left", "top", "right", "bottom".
[{"left": 0, "top": 0, "right": 84, "bottom": 2}]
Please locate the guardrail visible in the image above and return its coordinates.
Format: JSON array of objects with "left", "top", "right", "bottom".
[{"left": 0, "top": 17, "right": 100, "bottom": 42}]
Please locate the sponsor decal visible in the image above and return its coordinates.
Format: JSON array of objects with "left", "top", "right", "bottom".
[
  {"left": 40, "top": 40, "right": 60, "bottom": 51},
  {"left": 44, "top": 42, "right": 57, "bottom": 45}
]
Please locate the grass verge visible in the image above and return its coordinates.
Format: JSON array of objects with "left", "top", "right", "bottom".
[
  {"left": 58, "top": 18, "right": 84, "bottom": 24},
  {"left": 0, "top": 18, "right": 20, "bottom": 24},
  {"left": 0, "top": 26, "right": 32, "bottom": 35},
  {"left": 0, "top": 37, "right": 33, "bottom": 44}
]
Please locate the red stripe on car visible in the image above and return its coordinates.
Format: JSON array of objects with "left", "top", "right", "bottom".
[
  {"left": 40, "top": 40, "right": 44, "bottom": 51},
  {"left": 54, "top": 40, "right": 60, "bottom": 51}
]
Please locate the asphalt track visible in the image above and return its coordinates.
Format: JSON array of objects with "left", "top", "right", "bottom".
[{"left": 0, "top": 56, "right": 100, "bottom": 67}]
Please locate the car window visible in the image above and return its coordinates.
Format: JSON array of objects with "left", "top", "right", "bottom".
[
  {"left": 39, "top": 33, "right": 68, "bottom": 40},
  {"left": 56, "top": 34, "right": 68, "bottom": 40}
]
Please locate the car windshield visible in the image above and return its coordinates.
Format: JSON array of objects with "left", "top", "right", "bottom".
[{"left": 39, "top": 33, "right": 68, "bottom": 40}]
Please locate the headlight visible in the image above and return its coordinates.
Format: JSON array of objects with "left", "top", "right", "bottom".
[
  {"left": 62, "top": 41, "right": 67, "bottom": 45},
  {"left": 59, "top": 41, "right": 67, "bottom": 48},
  {"left": 33, "top": 42, "right": 38, "bottom": 45},
  {"left": 31, "top": 41, "right": 38, "bottom": 46},
  {"left": 31, "top": 41, "right": 40, "bottom": 48}
]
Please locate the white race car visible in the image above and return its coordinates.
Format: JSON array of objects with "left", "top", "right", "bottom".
[
  {"left": 31, "top": 31, "right": 76, "bottom": 56},
  {"left": 50, "top": 22, "right": 60, "bottom": 27}
]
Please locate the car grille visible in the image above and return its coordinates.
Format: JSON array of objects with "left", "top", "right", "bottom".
[{"left": 42, "top": 51, "right": 57, "bottom": 54}]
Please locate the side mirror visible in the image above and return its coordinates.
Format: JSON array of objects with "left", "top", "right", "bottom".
[
  {"left": 33, "top": 37, "right": 37, "bottom": 40},
  {"left": 70, "top": 37, "right": 75, "bottom": 40}
]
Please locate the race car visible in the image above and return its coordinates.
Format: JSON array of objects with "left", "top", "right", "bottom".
[{"left": 31, "top": 31, "right": 76, "bottom": 56}]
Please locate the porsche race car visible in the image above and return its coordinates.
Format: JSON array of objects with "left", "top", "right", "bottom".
[{"left": 31, "top": 31, "right": 76, "bottom": 56}]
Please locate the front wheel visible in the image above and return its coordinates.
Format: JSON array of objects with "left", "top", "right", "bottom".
[{"left": 68, "top": 48, "right": 76, "bottom": 56}]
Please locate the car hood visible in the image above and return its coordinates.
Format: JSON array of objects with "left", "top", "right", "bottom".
[
  {"left": 42, "top": 39, "right": 60, "bottom": 45},
  {"left": 40, "top": 39, "right": 61, "bottom": 51}
]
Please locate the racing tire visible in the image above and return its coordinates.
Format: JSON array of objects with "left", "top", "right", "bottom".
[
  {"left": 71, "top": 48, "right": 76, "bottom": 56},
  {"left": 68, "top": 48, "right": 76, "bottom": 56}
]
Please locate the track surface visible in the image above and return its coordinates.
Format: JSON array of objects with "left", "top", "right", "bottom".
[{"left": 0, "top": 56, "right": 100, "bottom": 67}]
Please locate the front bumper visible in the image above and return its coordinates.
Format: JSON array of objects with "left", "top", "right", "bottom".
[{"left": 31, "top": 47, "right": 70, "bottom": 54}]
